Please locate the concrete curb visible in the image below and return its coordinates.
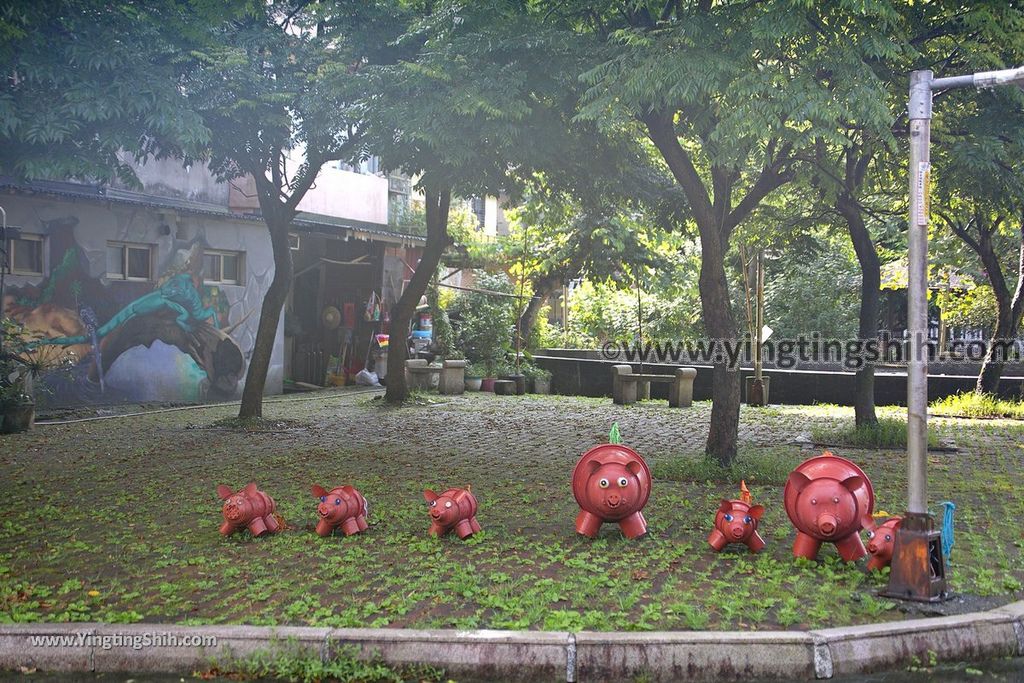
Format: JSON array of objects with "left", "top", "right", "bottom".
[{"left": 1, "top": 601, "right": 1021, "bottom": 682}]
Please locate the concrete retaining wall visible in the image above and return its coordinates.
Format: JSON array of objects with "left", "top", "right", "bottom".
[
  {"left": 533, "top": 355, "right": 1024, "bottom": 406},
  {"left": 2, "top": 602, "right": 1022, "bottom": 681}
]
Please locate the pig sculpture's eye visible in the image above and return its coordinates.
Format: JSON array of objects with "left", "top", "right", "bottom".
[
  {"left": 884, "top": 535, "right": 892, "bottom": 542},
  {"left": 832, "top": 497, "right": 840, "bottom": 504},
  {"left": 429, "top": 500, "right": 436, "bottom": 507},
  {"left": 335, "top": 499, "right": 341, "bottom": 505},
  {"left": 723, "top": 514, "right": 733, "bottom": 522},
  {"left": 810, "top": 498, "right": 817, "bottom": 505},
  {"left": 743, "top": 516, "right": 752, "bottom": 524},
  {"left": 320, "top": 496, "right": 326, "bottom": 503},
  {"left": 445, "top": 501, "right": 453, "bottom": 508},
  {"left": 598, "top": 479, "right": 609, "bottom": 488},
  {"left": 617, "top": 477, "right": 628, "bottom": 487},
  {"left": 866, "top": 530, "right": 875, "bottom": 538}
]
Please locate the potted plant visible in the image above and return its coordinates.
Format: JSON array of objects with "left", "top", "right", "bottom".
[
  {"left": 1, "top": 319, "right": 73, "bottom": 434},
  {"left": 464, "top": 361, "right": 484, "bottom": 392},
  {"left": 523, "top": 363, "right": 552, "bottom": 394},
  {"left": 448, "top": 273, "right": 516, "bottom": 394}
]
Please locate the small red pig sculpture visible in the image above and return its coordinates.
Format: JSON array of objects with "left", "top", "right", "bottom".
[
  {"left": 572, "top": 443, "right": 652, "bottom": 539},
  {"left": 311, "top": 484, "right": 369, "bottom": 537},
  {"left": 783, "top": 451, "right": 874, "bottom": 561},
  {"left": 424, "top": 487, "right": 481, "bottom": 539},
  {"left": 708, "top": 481, "right": 765, "bottom": 553},
  {"left": 216, "top": 482, "right": 281, "bottom": 537},
  {"left": 865, "top": 517, "right": 902, "bottom": 571}
]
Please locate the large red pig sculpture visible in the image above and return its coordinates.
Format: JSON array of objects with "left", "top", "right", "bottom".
[
  {"left": 783, "top": 451, "right": 875, "bottom": 562},
  {"left": 424, "top": 487, "right": 481, "bottom": 539},
  {"left": 216, "top": 482, "right": 281, "bottom": 537},
  {"left": 708, "top": 481, "right": 765, "bottom": 553},
  {"left": 311, "top": 484, "right": 369, "bottom": 537},
  {"left": 572, "top": 443, "right": 652, "bottom": 539},
  {"left": 865, "top": 517, "right": 902, "bottom": 571}
]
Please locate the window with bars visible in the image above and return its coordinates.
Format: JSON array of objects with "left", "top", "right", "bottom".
[{"left": 106, "top": 242, "right": 153, "bottom": 281}]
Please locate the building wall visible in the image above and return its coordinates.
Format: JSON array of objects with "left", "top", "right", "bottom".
[
  {"left": 1, "top": 193, "right": 281, "bottom": 407},
  {"left": 228, "top": 166, "right": 389, "bottom": 226}
]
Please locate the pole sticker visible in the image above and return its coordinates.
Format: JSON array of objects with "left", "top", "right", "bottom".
[{"left": 916, "top": 161, "right": 931, "bottom": 226}]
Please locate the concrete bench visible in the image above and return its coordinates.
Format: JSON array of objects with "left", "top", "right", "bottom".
[
  {"left": 406, "top": 359, "right": 440, "bottom": 391},
  {"left": 611, "top": 364, "right": 697, "bottom": 407},
  {"left": 439, "top": 359, "right": 466, "bottom": 395}
]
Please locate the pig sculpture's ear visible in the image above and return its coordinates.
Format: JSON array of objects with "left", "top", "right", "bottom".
[
  {"left": 841, "top": 475, "right": 864, "bottom": 494},
  {"left": 718, "top": 499, "right": 733, "bottom": 513},
  {"left": 861, "top": 513, "right": 876, "bottom": 531},
  {"left": 216, "top": 485, "right": 233, "bottom": 500},
  {"left": 423, "top": 489, "right": 439, "bottom": 503},
  {"left": 243, "top": 482, "right": 259, "bottom": 495},
  {"left": 787, "top": 471, "right": 811, "bottom": 493},
  {"left": 626, "top": 460, "right": 644, "bottom": 476},
  {"left": 748, "top": 505, "right": 765, "bottom": 521},
  {"left": 311, "top": 485, "right": 327, "bottom": 498},
  {"left": 587, "top": 459, "right": 603, "bottom": 474}
]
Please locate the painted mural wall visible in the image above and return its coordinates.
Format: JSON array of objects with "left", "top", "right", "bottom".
[{"left": 2, "top": 194, "right": 282, "bottom": 407}]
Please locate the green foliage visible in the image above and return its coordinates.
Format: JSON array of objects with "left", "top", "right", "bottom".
[
  {"left": 763, "top": 232, "right": 862, "bottom": 339},
  {"left": 208, "top": 638, "right": 444, "bottom": 683},
  {"left": 931, "top": 393, "right": 1024, "bottom": 420},
  {"left": 0, "top": 1, "right": 223, "bottom": 183},
  {"left": 812, "top": 418, "right": 941, "bottom": 450},
  {"left": 448, "top": 272, "right": 516, "bottom": 374}
]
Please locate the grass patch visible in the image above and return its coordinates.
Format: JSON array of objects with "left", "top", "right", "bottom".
[
  {"left": 930, "top": 392, "right": 1024, "bottom": 419},
  {"left": 652, "top": 448, "right": 803, "bottom": 486},
  {"left": 206, "top": 639, "right": 445, "bottom": 683},
  {"left": 811, "top": 417, "right": 941, "bottom": 450}
]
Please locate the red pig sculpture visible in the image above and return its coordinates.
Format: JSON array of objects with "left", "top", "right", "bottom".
[
  {"left": 572, "top": 443, "right": 652, "bottom": 539},
  {"left": 708, "top": 481, "right": 766, "bottom": 553},
  {"left": 311, "top": 484, "right": 369, "bottom": 537},
  {"left": 783, "top": 451, "right": 875, "bottom": 561},
  {"left": 424, "top": 487, "right": 481, "bottom": 539},
  {"left": 216, "top": 482, "right": 281, "bottom": 537},
  {"left": 865, "top": 517, "right": 902, "bottom": 571}
]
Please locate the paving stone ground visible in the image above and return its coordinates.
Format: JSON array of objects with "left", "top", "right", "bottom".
[{"left": 1, "top": 388, "right": 1021, "bottom": 632}]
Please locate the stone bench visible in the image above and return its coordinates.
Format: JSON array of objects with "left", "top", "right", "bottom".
[
  {"left": 406, "top": 359, "right": 440, "bottom": 391},
  {"left": 439, "top": 359, "right": 466, "bottom": 395},
  {"left": 611, "top": 364, "right": 697, "bottom": 407}
]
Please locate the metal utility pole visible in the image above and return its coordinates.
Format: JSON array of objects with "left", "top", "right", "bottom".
[{"left": 886, "top": 66, "right": 1024, "bottom": 602}]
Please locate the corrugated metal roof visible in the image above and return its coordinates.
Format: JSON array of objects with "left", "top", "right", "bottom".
[{"left": 0, "top": 177, "right": 426, "bottom": 246}]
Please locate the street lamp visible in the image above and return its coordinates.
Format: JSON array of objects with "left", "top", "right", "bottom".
[{"left": 886, "top": 66, "right": 1024, "bottom": 602}]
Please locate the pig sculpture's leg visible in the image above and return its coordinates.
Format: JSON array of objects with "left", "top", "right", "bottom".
[
  {"left": 455, "top": 519, "right": 474, "bottom": 539},
  {"left": 264, "top": 514, "right": 280, "bottom": 533},
  {"left": 746, "top": 531, "right": 766, "bottom": 553},
  {"left": 866, "top": 555, "right": 886, "bottom": 572},
  {"left": 248, "top": 516, "right": 268, "bottom": 537},
  {"left": 219, "top": 521, "right": 235, "bottom": 536},
  {"left": 469, "top": 516, "right": 481, "bottom": 533},
  {"left": 315, "top": 518, "right": 334, "bottom": 537},
  {"left": 707, "top": 528, "right": 728, "bottom": 551},
  {"left": 356, "top": 515, "right": 369, "bottom": 532},
  {"left": 834, "top": 533, "right": 867, "bottom": 562},
  {"left": 341, "top": 517, "right": 360, "bottom": 536},
  {"left": 618, "top": 511, "right": 647, "bottom": 539},
  {"left": 792, "top": 531, "right": 821, "bottom": 560},
  {"left": 575, "top": 510, "right": 602, "bottom": 538},
  {"left": 428, "top": 521, "right": 445, "bottom": 537}
]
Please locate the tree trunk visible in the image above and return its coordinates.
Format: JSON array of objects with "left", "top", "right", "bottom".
[
  {"left": 837, "top": 192, "right": 880, "bottom": 426},
  {"left": 239, "top": 218, "right": 293, "bottom": 418},
  {"left": 516, "top": 273, "right": 559, "bottom": 351},
  {"left": 698, "top": 231, "right": 741, "bottom": 466},
  {"left": 385, "top": 181, "right": 451, "bottom": 403},
  {"left": 978, "top": 308, "right": 1013, "bottom": 394}
]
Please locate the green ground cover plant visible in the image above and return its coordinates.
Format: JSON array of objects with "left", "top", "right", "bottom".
[{"left": 0, "top": 392, "right": 1020, "bottom": 632}]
